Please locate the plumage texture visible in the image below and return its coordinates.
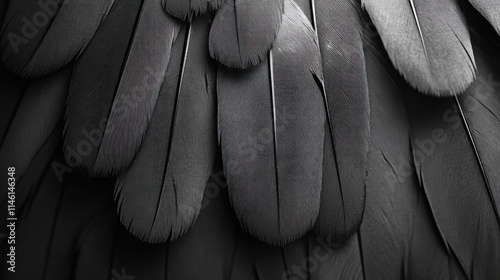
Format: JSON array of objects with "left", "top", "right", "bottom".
[
  {"left": 360, "top": 31, "right": 465, "bottom": 279},
  {"left": 314, "top": 0, "right": 369, "bottom": 243},
  {"left": 209, "top": 0, "right": 284, "bottom": 68},
  {"left": 115, "top": 17, "right": 217, "bottom": 243},
  {"left": 218, "top": 0, "right": 325, "bottom": 245},
  {"left": 64, "top": 0, "right": 180, "bottom": 177},
  {"left": 162, "top": 0, "right": 224, "bottom": 21},
  {"left": 405, "top": 78, "right": 500, "bottom": 279},
  {"left": 0, "top": 0, "right": 114, "bottom": 78},
  {"left": 362, "top": 0, "right": 476, "bottom": 96},
  {"left": 468, "top": 0, "right": 500, "bottom": 33}
]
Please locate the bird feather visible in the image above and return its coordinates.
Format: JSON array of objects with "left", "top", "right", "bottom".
[
  {"left": 218, "top": 0, "right": 325, "bottom": 245},
  {"left": 64, "top": 0, "right": 180, "bottom": 177},
  {"left": 314, "top": 0, "right": 369, "bottom": 243},
  {"left": 209, "top": 0, "right": 284, "bottom": 68},
  {"left": 362, "top": 0, "right": 476, "bottom": 96},
  {"left": 115, "top": 16, "right": 217, "bottom": 243}
]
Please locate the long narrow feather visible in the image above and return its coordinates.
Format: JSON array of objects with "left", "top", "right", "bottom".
[
  {"left": 209, "top": 0, "right": 284, "bottom": 68},
  {"left": 455, "top": 26, "right": 500, "bottom": 222},
  {"left": 218, "top": 0, "right": 325, "bottom": 245},
  {"left": 162, "top": 0, "right": 224, "bottom": 21},
  {"left": 64, "top": 0, "right": 180, "bottom": 177},
  {"left": 314, "top": 0, "right": 369, "bottom": 243},
  {"left": 359, "top": 30, "right": 466, "bottom": 280},
  {"left": 405, "top": 78, "right": 500, "bottom": 279},
  {"left": 0, "top": 0, "right": 114, "bottom": 78},
  {"left": 362, "top": 0, "right": 476, "bottom": 96},
  {"left": 115, "top": 16, "right": 217, "bottom": 243}
]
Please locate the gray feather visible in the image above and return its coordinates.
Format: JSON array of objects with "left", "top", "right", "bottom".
[
  {"left": 314, "top": 0, "right": 369, "bottom": 243},
  {"left": 457, "top": 18, "right": 500, "bottom": 221},
  {"left": 115, "top": 17, "right": 217, "bottom": 243},
  {"left": 362, "top": 0, "right": 476, "bottom": 96},
  {"left": 218, "top": 0, "right": 325, "bottom": 245},
  {"left": 209, "top": 0, "right": 284, "bottom": 68},
  {"left": 64, "top": 0, "right": 180, "bottom": 177},
  {"left": 0, "top": 0, "right": 114, "bottom": 78}
]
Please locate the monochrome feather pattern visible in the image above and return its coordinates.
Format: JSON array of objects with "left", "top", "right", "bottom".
[
  {"left": 0, "top": 0, "right": 114, "bottom": 78},
  {"left": 64, "top": 0, "right": 180, "bottom": 177},
  {"left": 2, "top": 0, "right": 500, "bottom": 279},
  {"left": 218, "top": 0, "right": 325, "bottom": 245},
  {"left": 209, "top": 0, "right": 284, "bottom": 68}
]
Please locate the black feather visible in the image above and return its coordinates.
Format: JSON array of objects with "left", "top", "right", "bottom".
[
  {"left": 64, "top": 0, "right": 180, "bottom": 177},
  {"left": 0, "top": 66, "right": 71, "bottom": 214},
  {"left": 314, "top": 0, "right": 369, "bottom": 243},
  {"left": 0, "top": 0, "right": 114, "bottom": 78},
  {"left": 115, "top": 16, "right": 217, "bottom": 243},
  {"left": 209, "top": 0, "right": 284, "bottom": 68}
]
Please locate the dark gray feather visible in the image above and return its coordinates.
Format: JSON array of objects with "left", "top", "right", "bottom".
[
  {"left": 314, "top": 0, "right": 369, "bottom": 243},
  {"left": 64, "top": 0, "right": 180, "bottom": 177},
  {"left": 0, "top": 0, "right": 114, "bottom": 78},
  {"left": 218, "top": 0, "right": 325, "bottom": 245},
  {"left": 456, "top": 26, "right": 500, "bottom": 223},
  {"left": 405, "top": 78, "right": 500, "bottom": 279},
  {"left": 362, "top": 0, "right": 476, "bottom": 96},
  {"left": 115, "top": 16, "right": 217, "bottom": 243},
  {"left": 209, "top": 0, "right": 284, "bottom": 68}
]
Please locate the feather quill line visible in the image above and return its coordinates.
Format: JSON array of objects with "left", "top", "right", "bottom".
[
  {"left": 269, "top": 50, "right": 281, "bottom": 234},
  {"left": 409, "top": 0, "right": 429, "bottom": 61},
  {"left": 454, "top": 96, "right": 500, "bottom": 224},
  {"left": 150, "top": 23, "right": 193, "bottom": 235}
]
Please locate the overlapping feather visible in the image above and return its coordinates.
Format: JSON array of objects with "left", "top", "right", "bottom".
[
  {"left": 209, "top": 0, "right": 284, "bottom": 68},
  {"left": 64, "top": 0, "right": 180, "bottom": 177},
  {"left": 218, "top": 0, "right": 325, "bottom": 245},
  {"left": 314, "top": 0, "right": 369, "bottom": 243},
  {"left": 115, "top": 16, "right": 217, "bottom": 243}
]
